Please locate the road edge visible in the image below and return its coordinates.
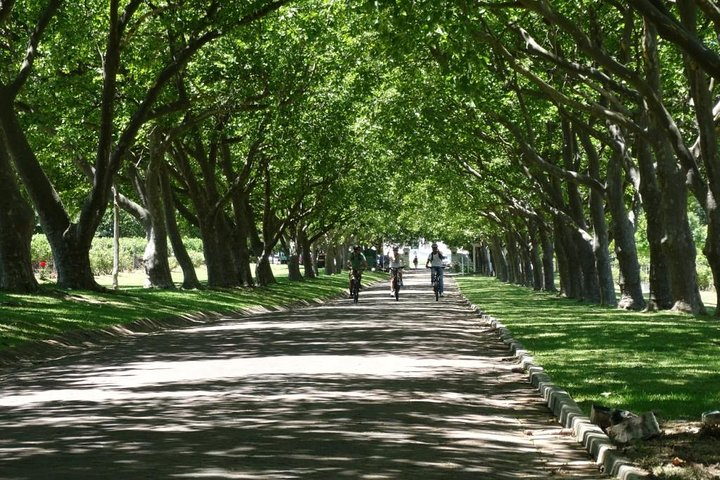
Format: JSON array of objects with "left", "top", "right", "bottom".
[{"left": 463, "top": 300, "right": 650, "bottom": 480}]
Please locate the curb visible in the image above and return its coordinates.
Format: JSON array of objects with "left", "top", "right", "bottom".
[{"left": 466, "top": 302, "right": 650, "bottom": 480}]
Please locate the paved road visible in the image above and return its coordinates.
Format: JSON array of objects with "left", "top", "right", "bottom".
[{"left": 0, "top": 270, "right": 604, "bottom": 479}]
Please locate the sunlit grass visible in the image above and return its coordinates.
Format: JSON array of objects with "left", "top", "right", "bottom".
[
  {"left": 0, "top": 266, "right": 386, "bottom": 351},
  {"left": 456, "top": 275, "right": 720, "bottom": 421}
]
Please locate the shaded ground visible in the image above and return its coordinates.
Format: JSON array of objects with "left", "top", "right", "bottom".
[
  {"left": 0, "top": 271, "right": 604, "bottom": 479},
  {"left": 621, "top": 422, "right": 720, "bottom": 480}
]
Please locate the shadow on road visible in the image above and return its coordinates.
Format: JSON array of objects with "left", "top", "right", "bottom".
[{"left": 0, "top": 271, "right": 603, "bottom": 479}]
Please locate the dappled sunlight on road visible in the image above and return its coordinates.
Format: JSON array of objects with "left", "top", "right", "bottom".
[{"left": 0, "top": 271, "right": 603, "bottom": 479}]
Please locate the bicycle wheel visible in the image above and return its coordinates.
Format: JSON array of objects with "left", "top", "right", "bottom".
[
  {"left": 433, "top": 280, "right": 439, "bottom": 301},
  {"left": 394, "top": 277, "right": 399, "bottom": 301}
]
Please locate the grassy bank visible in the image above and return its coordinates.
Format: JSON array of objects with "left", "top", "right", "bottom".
[
  {"left": 0, "top": 268, "right": 385, "bottom": 353},
  {"left": 456, "top": 275, "right": 720, "bottom": 422}
]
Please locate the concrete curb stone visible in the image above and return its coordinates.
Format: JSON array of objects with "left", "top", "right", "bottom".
[{"left": 463, "top": 300, "right": 651, "bottom": 480}]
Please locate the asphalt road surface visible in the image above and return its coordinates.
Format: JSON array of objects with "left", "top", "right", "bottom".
[{"left": 0, "top": 270, "right": 604, "bottom": 479}]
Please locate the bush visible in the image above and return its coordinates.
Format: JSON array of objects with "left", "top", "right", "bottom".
[
  {"left": 30, "top": 235, "right": 206, "bottom": 275},
  {"left": 696, "top": 256, "right": 713, "bottom": 291},
  {"left": 31, "top": 235, "right": 53, "bottom": 268}
]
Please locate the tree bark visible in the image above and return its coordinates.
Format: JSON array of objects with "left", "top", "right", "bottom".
[
  {"left": 577, "top": 127, "right": 616, "bottom": 306},
  {"left": 325, "top": 242, "right": 338, "bottom": 275},
  {"left": 538, "top": 221, "right": 556, "bottom": 292},
  {"left": 490, "top": 236, "right": 509, "bottom": 282},
  {"left": 299, "top": 227, "right": 316, "bottom": 279},
  {"left": 643, "top": 20, "right": 705, "bottom": 314},
  {"left": 231, "top": 192, "right": 255, "bottom": 287},
  {"left": 504, "top": 231, "right": 521, "bottom": 285},
  {"left": 678, "top": 0, "right": 720, "bottom": 316},
  {"left": 555, "top": 220, "right": 582, "bottom": 299},
  {"left": 0, "top": 138, "right": 38, "bottom": 292},
  {"left": 141, "top": 143, "right": 175, "bottom": 289},
  {"left": 634, "top": 134, "right": 673, "bottom": 310},
  {"left": 0, "top": 93, "right": 102, "bottom": 290},
  {"left": 161, "top": 168, "right": 201, "bottom": 289},
  {"left": 112, "top": 187, "right": 120, "bottom": 290},
  {"left": 288, "top": 230, "right": 303, "bottom": 281},
  {"left": 528, "top": 220, "right": 544, "bottom": 290},
  {"left": 605, "top": 126, "right": 644, "bottom": 310},
  {"left": 255, "top": 255, "right": 275, "bottom": 286},
  {"left": 562, "top": 119, "right": 600, "bottom": 303}
]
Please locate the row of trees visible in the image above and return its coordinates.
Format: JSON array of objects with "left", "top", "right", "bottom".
[
  {"left": 364, "top": 0, "right": 720, "bottom": 316},
  {"left": 0, "top": 1, "right": 393, "bottom": 292},
  {"left": 2, "top": 1, "right": 719, "bottom": 318}
]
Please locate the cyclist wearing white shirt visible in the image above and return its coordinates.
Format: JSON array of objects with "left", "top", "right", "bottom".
[
  {"left": 425, "top": 243, "right": 445, "bottom": 296},
  {"left": 388, "top": 246, "right": 404, "bottom": 295}
]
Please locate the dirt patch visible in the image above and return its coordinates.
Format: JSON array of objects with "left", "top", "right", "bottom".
[{"left": 619, "top": 421, "right": 720, "bottom": 479}]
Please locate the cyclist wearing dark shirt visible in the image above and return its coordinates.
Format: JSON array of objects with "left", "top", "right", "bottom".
[
  {"left": 425, "top": 243, "right": 445, "bottom": 296},
  {"left": 346, "top": 246, "right": 368, "bottom": 293}
]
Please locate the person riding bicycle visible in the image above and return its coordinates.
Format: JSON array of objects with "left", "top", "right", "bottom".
[
  {"left": 425, "top": 243, "right": 445, "bottom": 296},
  {"left": 346, "top": 245, "right": 368, "bottom": 294},
  {"left": 388, "top": 246, "right": 405, "bottom": 296}
]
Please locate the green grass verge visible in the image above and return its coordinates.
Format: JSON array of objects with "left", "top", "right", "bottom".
[
  {"left": 0, "top": 269, "right": 386, "bottom": 352},
  {"left": 456, "top": 275, "right": 720, "bottom": 422}
]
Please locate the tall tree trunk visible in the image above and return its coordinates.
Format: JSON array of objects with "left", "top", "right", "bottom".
[
  {"left": 202, "top": 218, "right": 242, "bottom": 289},
  {"left": 504, "top": 231, "right": 520, "bottom": 285},
  {"left": 528, "top": 221, "right": 544, "bottom": 290},
  {"left": 112, "top": 187, "right": 120, "bottom": 290},
  {"left": 519, "top": 232, "right": 534, "bottom": 287},
  {"left": 0, "top": 139, "right": 38, "bottom": 292},
  {"left": 577, "top": 126, "right": 617, "bottom": 306},
  {"left": 0, "top": 95, "right": 101, "bottom": 290},
  {"left": 142, "top": 137, "right": 175, "bottom": 289},
  {"left": 255, "top": 255, "right": 275, "bottom": 286},
  {"left": 634, "top": 133, "right": 673, "bottom": 310},
  {"left": 538, "top": 221, "right": 556, "bottom": 292},
  {"left": 678, "top": 0, "right": 720, "bottom": 316},
  {"left": 230, "top": 193, "right": 255, "bottom": 287},
  {"left": 606, "top": 133, "right": 644, "bottom": 310},
  {"left": 644, "top": 21, "right": 705, "bottom": 314},
  {"left": 490, "top": 236, "right": 508, "bottom": 282},
  {"left": 288, "top": 254, "right": 302, "bottom": 281},
  {"left": 555, "top": 220, "right": 582, "bottom": 299},
  {"left": 161, "top": 170, "right": 201, "bottom": 289},
  {"left": 299, "top": 228, "right": 316, "bottom": 279},
  {"left": 562, "top": 120, "right": 600, "bottom": 303},
  {"left": 288, "top": 232, "right": 303, "bottom": 281},
  {"left": 325, "top": 242, "right": 337, "bottom": 275}
]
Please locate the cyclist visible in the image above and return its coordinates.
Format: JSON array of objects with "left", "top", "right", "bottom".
[
  {"left": 425, "top": 243, "right": 445, "bottom": 296},
  {"left": 388, "top": 246, "right": 405, "bottom": 296},
  {"left": 346, "top": 245, "right": 368, "bottom": 294}
]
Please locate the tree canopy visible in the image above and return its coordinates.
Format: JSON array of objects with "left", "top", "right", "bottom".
[{"left": 1, "top": 0, "right": 719, "bottom": 317}]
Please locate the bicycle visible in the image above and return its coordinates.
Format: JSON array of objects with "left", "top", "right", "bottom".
[
  {"left": 389, "top": 266, "right": 404, "bottom": 301},
  {"left": 428, "top": 265, "right": 445, "bottom": 301},
  {"left": 349, "top": 269, "right": 362, "bottom": 303}
]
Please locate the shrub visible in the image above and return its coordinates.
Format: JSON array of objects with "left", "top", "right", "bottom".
[
  {"left": 31, "top": 234, "right": 53, "bottom": 268},
  {"left": 30, "top": 235, "right": 206, "bottom": 275}
]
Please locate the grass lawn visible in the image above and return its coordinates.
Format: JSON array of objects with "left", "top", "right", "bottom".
[
  {"left": 0, "top": 266, "right": 386, "bottom": 353},
  {"left": 456, "top": 275, "right": 720, "bottom": 422}
]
